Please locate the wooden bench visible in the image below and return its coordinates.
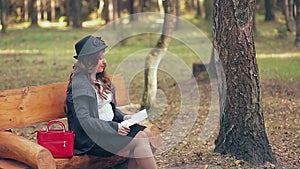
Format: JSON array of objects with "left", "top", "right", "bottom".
[{"left": 0, "top": 74, "right": 160, "bottom": 169}]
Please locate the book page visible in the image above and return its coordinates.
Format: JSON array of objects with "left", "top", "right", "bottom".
[{"left": 121, "top": 109, "right": 148, "bottom": 127}]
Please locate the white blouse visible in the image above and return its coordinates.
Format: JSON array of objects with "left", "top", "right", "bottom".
[{"left": 95, "top": 85, "right": 114, "bottom": 121}]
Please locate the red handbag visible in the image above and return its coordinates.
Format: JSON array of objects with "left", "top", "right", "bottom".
[{"left": 35, "top": 120, "right": 74, "bottom": 158}]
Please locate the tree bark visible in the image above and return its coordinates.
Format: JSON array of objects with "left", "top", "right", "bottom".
[
  {"left": 0, "top": 0, "right": 8, "bottom": 33},
  {"left": 295, "top": 0, "right": 300, "bottom": 47},
  {"left": 265, "top": 0, "right": 275, "bottom": 21},
  {"left": 213, "top": 0, "right": 277, "bottom": 166},
  {"left": 141, "top": 0, "right": 175, "bottom": 110}
]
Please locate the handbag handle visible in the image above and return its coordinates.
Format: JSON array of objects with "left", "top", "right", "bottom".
[{"left": 47, "top": 120, "right": 66, "bottom": 132}]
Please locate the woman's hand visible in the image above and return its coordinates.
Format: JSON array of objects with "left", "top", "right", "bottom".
[
  {"left": 118, "top": 123, "right": 130, "bottom": 136},
  {"left": 123, "top": 115, "right": 132, "bottom": 120}
]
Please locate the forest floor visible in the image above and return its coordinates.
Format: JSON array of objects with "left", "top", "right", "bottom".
[{"left": 150, "top": 75, "right": 300, "bottom": 169}]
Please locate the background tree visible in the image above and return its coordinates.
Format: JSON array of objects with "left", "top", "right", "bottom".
[
  {"left": 30, "top": 0, "right": 38, "bottom": 27},
  {"left": 265, "top": 0, "right": 275, "bottom": 21},
  {"left": 129, "top": 0, "right": 141, "bottom": 22},
  {"left": 0, "top": 0, "right": 8, "bottom": 33},
  {"left": 196, "top": 0, "right": 202, "bottom": 18},
  {"left": 203, "top": 0, "right": 213, "bottom": 21},
  {"left": 50, "top": 0, "right": 55, "bottom": 22},
  {"left": 175, "top": 0, "right": 180, "bottom": 29},
  {"left": 280, "top": 0, "right": 294, "bottom": 31},
  {"left": 72, "top": 0, "right": 82, "bottom": 28},
  {"left": 141, "top": 0, "right": 175, "bottom": 110},
  {"left": 24, "top": 0, "right": 29, "bottom": 22},
  {"left": 295, "top": 0, "right": 300, "bottom": 47},
  {"left": 213, "top": 0, "right": 277, "bottom": 166}
]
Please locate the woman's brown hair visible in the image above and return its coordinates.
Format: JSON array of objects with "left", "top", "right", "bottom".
[{"left": 68, "top": 50, "right": 112, "bottom": 100}]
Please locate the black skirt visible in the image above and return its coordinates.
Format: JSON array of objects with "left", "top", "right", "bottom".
[{"left": 87, "top": 123, "right": 146, "bottom": 157}]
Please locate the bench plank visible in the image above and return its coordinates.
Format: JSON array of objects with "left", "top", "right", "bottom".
[
  {"left": 0, "top": 74, "right": 129, "bottom": 131},
  {"left": 0, "top": 82, "right": 67, "bottom": 131}
]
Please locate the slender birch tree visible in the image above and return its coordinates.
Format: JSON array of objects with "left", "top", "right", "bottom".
[{"left": 141, "top": 0, "right": 175, "bottom": 109}]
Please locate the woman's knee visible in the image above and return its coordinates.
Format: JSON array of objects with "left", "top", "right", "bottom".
[
  {"left": 135, "top": 131, "right": 149, "bottom": 139},
  {"left": 143, "top": 127, "right": 152, "bottom": 137}
]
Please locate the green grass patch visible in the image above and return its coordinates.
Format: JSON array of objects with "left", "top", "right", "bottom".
[
  {"left": 257, "top": 57, "right": 300, "bottom": 82},
  {"left": 0, "top": 14, "right": 299, "bottom": 90}
]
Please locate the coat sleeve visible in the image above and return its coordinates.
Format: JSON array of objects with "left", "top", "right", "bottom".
[
  {"left": 71, "top": 75, "right": 119, "bottom": 138},
  {"left": 73, "top": 95, "right": 119, "bottom": 135}
]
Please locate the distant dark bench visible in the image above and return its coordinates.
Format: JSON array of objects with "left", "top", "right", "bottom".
[{"left": 0, "top": 74, "right": 160, "bottom": 169}]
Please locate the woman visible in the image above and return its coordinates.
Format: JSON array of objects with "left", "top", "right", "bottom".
[{"left": 65, "top": 35, "right": 157, "bottom": 169}]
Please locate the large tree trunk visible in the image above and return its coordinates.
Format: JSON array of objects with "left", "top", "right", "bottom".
[
  {"left": 295, "top": 0, "right": 300, "bottom": 47},
  {"left": 213, "top": 0, "right": 277, "bottom": 166},
  {"left": 141, "top": 0, "right": 175, "bottom": 110},
  {"left": 265, "top": 0, "right": 275, "bottom": 21},
  {"left": 0, "top": 0, "right": 8, "bottom": 33}
]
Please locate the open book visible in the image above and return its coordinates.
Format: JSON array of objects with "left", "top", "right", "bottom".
[{"left": 121, "top": 109, "right": 148, "bottom": 127}]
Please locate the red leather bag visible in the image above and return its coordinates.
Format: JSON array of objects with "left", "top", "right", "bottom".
[{"left": 35, "top": 120, "right": 74, "bottom": 158}]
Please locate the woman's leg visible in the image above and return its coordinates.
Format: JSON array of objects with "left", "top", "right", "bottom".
[
  {"left": 143, "top": 127, "right": 162, "bottom": 150},
  {"left": 118, "top": 131, "right": 157, "bottom": 169},
  {"left": 127, "top": 150, "right": 140, "bottom": 169}
]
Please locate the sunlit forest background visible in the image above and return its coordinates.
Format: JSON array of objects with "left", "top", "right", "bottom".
[{"left": 0, "top": 0, "right": 299, "bottom": 168}]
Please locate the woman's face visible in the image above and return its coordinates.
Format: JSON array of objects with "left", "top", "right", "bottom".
[{"left": 96, "top": 51, "right": 106, "bottom": 73}]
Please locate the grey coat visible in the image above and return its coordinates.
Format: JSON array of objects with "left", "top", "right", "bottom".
[{"left": 65, "top": 72, "right": 131, "bottom": 155}]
